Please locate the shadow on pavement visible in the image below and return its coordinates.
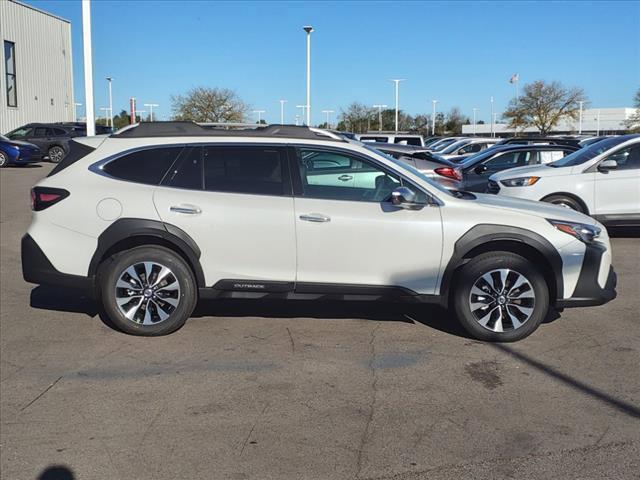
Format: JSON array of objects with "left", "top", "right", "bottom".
[
  {"left": 37, "top": 465, "right": 75, "bottom": 480},
  {"left": 492, "top": 343, "right": 640, "bottom": 419}
]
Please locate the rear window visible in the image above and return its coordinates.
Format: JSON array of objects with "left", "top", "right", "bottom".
[
  {"left": 102, "top": 147, "right": 183, "bottom": 185},
  {"left": 394, "top": 136, "right": 422, "bottom": 146},
  {"left": 47, "top": 140, "right": 96, "bottom": 177}
]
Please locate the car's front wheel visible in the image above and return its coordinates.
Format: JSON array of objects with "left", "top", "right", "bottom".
[
  {"left": 543, "top": 194, "right": 584, "bottom": 213},
  {"left": 47, "top": 146, "right": 66, "bottom": 163},
  {"left": 99, "top": 246, "right": 197, "bottom": 336},
  {"left": 453, "top": 252, "right": 549, "bottom": 342},
  {"left": 0, "top": 152, "right": 8, "bottom": 167}
]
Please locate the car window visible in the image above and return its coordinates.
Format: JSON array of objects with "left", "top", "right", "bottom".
[
  {"left": 33, "top": 127, "right": 48, "bottom": 137},
  {"left": 302, "top": 150, "right": 352, "bottom": 170},
  {"left": 538, "top": 150, "right": 567, "bottom": 164},
  {"left": 102, "top": 147, "right": 183, "bottom": 185},
  {"left": 7, "top": 127, "right": 32, "bottom": 138},
  {"left": 360, "top": 136, "right": 389, "bottom": 143},
  {"left": 202, "top": 146, "right": 285, "bottom": 195},
  {"left": 484, "top": 151, "right": 531, "bottom": 171},
  {"left": 550, "top": 137, "right": 632, "bottom": 167},
  {"left": 165, "top": 147, "right": 203, "bottom": 189},
  {"left": 298, "top": 148, "right": 414, "bottom": 203},
  {"left": 52, "top": 128, "right": 67, "bottom": 136},
  {"left": 460, "top": 143, "right": 483, "bottom": 154},
  {"left": 395, "top": 137, "right": 422, "bottom": 146},
  {"left": 605, "top": 145, "right": 640, "bottom": 170}
]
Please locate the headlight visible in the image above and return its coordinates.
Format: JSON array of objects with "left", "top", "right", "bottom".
[
  {"left": 500, "top": 177, "right": 540, "bottom": 187},
  {"left": 548, "top": 219, "right": 601, "bottom": 243}
]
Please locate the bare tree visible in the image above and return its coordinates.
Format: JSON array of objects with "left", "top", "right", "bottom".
[
  {"left": 171, "top": 87, "right": 248, "bottom": 122},
  {"left": 337, "top": 102, "right": 374, "bottom": 133},
  {"left": 503, "top": 80, "right": 587, "bottom": 134},
  {"left": 444, "top": 107, "right": 469, "bottom": 135},
  {"left": 625, "top": 88, "right": 640, "bottom": 132}
]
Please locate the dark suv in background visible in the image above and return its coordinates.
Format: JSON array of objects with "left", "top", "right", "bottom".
[{"left": 4, "top": 123, "right": 112, "bottom": 163}]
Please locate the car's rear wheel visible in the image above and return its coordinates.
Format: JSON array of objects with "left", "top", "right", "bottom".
[
  {"left": 0, "top": 152, "right": 7, "bottom": 167},
  {"left": 99, "top": 246, "right": 197, "bottom": 336},
  {"left": 543, "top": 194, "right": 584, "bottom": 213},
  {"left": 453, "top": 252, "right": 549, "bottom": 342},
  {"left": 47, "top": 146, "right": 66, "bottom": 163}
]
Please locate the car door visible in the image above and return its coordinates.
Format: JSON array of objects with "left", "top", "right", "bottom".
[
  {"left": 29, "top": 127, "right": 49, "bottom": 150},
  {"left": 292, "top": 147, "right": 443, "bottom": 294},
  {"left": 593, "top": 144, "right": 640, "bottom": 217},
  {"left": 153, "top": 144, "right": 297, "bottom": 286}
]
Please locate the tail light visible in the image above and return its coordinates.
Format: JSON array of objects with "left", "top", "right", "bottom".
[
  {"left": 434, "top": 167, "right": 462, "bottom": 181},
  {"left": 31, "top": 187, "right": 70, "bottom": 211}
]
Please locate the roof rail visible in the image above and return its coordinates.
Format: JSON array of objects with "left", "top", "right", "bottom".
[{"left": 110, "top": 121, "right": 346, "bottom": 142}]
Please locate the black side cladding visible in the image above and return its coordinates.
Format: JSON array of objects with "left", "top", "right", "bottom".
[{"left": 47, "top": 140, "right": 95, "bottom": 177}]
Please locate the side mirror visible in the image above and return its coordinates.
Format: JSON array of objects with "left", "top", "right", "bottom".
[
  {"left": 598, "top": 159, "right": 618, "bottom": 172},
  {"left": 390, "top": 187, "right": 423, "bottom": 210},
  {"left": 474, "top": 164, "right": 487, "bottom": 174}
]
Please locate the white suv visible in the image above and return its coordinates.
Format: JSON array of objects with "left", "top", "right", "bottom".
[
  {"left": 22, "top": 123, "right": 617, "bottom": 341},
  {"left": 488, "top": 135, "right": 640, "bottom": 227}
]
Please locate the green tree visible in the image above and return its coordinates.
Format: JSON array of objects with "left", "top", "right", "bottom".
[
  {"left": 503, "top": 80, "right": 587, "bottom": 134},
  {"left": 171, "top": 86, "right": 248, "bottom": 122},
  {"left": 444, "top": 107, "right": 469, "bottom": 135}
]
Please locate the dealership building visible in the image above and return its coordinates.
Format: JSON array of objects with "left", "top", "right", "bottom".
[
  {"left": 462, "top": 107, "right": 636, "bottom": 137},
  {"left": 0, "top": 0, "right": 74, "bottom": 133}
]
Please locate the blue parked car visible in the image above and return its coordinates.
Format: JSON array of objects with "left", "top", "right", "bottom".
[{"left": 0, "top": 135, "right": 44, "bottom": 167}]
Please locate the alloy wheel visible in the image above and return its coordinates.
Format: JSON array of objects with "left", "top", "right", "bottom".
[
  {"left": 48, "top": 146, "right": 65, "bottom": 163},
  {"left": 468, "top": 268, "right": 535, "bottom": 332},
  {"left": 114, "top": 261, "right": 181, "bottom": 325}
]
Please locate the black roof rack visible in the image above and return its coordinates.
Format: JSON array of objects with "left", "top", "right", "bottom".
[{"left": 110, "top": 121, "right": 346, "bottom": 142}]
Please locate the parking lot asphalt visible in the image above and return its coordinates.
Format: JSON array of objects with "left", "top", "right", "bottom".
[{"left": 1, "top": 163, "right": 639, "bottom": 480}]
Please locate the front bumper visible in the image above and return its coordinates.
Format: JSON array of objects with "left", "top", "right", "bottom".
[
  {"left": 22, "top": 234, "right": 95, "bottom": 296},
  {"left": 555, "top": 242, "right": 617, "bottom": 308}
]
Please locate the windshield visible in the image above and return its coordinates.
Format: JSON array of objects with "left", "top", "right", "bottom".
[
  {"left": 439, "top": 140, "right": 471, "bottom": 154},
  {"left": 460, "top": 146, "right": 509, "bottom": 168},
  {"left": 549, "top": 136, "right": 631, "bottom": 167},
  {"left": 364, "top": 145, "right": 454, "bottom": 197},
  {"left": 0, "top": 135, "right": 9, "bottom": 141},
  {"left": 430, "top": 139, "right": 458, "bottom": 151}
]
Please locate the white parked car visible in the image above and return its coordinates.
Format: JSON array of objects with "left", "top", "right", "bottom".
[
  {"left": 356, "top": 133, "right": 424, "bottom": 147},
  {"left": 435, "top": 138, "right": 499, "bottom": 160},
  {"left": 489, "top": 135, "right": 640, "bottom": 227},
  {"left": 22, "top": 123, "right": 617, "bottom": 341}
]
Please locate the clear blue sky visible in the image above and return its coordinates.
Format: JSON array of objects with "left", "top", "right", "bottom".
[{"left": 25, "top": 0, "right": 640, "bottom": 125}]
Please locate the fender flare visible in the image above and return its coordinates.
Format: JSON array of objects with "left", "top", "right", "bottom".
[
  {"left": 88, "top": 218, "right": 206, "bottom": 287},
  {"left": 438, "top": 224, "right": 564, "bottom": 302}
]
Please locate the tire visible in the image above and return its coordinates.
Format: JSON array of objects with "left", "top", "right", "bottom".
[
  {"left": 48, "top": 145, "right": 66, "bottom": 163},
  {"left": 99, "top": 246, "right": 197, "bottom": 336},
  {"left": 453, "top": 251, "right": 549, "bottom": 342},
  {"left": 543, "top": 194, "right": 584, "bottom": 213},
  {"left": 0, "top": 152, "right": 7, "bottom": 167}
]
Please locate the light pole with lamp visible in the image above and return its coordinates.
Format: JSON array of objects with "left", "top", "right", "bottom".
[
  {"left": 490, "top": 96, "right": 495, "bottom": 138},
  {"left": 74, "top": 102, "right": 83, "bottom": 122},
  {"left": 105, "top": 76, "right": 113, "bottom": 128},
  {"left": 303, "top": 26, "right": 313, "bottom": 126},
  {"left": 321, "top": 110, "right": 334, "bottom": 129},
  {"left": 472, "top": 107, "right": 478, "bottom": 135},
  {"left": 578, "top": 101, "right": 584, "bottom": 134},
  {"left": 144, "top": 103, "right": 159, "bottom": 122},
  {"left": 253, "top": 110, "right": 266, "bottom": 124}
]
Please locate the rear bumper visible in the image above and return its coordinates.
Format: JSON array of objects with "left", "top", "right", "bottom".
[
  {"left": 555, "top": 242, "right": 617, "bottom": 308},
  {"left": 21, "top": 234, "right": 95, "bottom": 296}
]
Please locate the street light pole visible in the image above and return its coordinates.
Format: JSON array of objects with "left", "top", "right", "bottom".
[
  {"left": 295, "top": 115, "right": 300, "bottom": 126},
  {"left": 144, "top": 103, "right": 159, "bottom": 122},
  {"left": 296, "top": 104, "right": 306, "bottom": 123},
  {"left": 105, "top": 76, "right": 113, "bottom": 128},
  {"left": 321, "top": 110, "right": 334, "bottom": 129},
  {"left": 578, "top": 101, "right": 584, "bottom": 134},
  {"left": 136, "top": 110, "right": 146, "bottom": 122},
  {"left": 372, "top": 104, "right": 387, "bottom": 132},
  {"left": 490, "top": 96, "right": 495, "bottom": 138},
  {"left": 279, "top": 99, "right": 287, "bottom": 124},
  {"left": 99, "top": 107, "right": 109, "bottom": 124},
  {"left": 596, "top": 110, "right": 601, "bottom": 136},
  {"left": 472, "top": 107, "right": 478, "bottom": 135},
  {"left": 390, "top": 79, "right": 405, "bottom": 133},
  {"left": 431, "top": 100, "right": 438, "bottom": 136},
  {"left": 303, "top": 26, "right": 313, "bottom": 126},
  {"left": 253, "top": 110, "right": 266, "bottom": 124},
  {"left": 81, "top": 0, "right": 95, "bottom": 136}
]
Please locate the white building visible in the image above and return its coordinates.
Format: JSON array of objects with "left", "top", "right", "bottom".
[
  {"left": 462, "top": 107, "right": 636, "bottom": 137},
  {"left": 0, "top": 0, "right": 74, "bottom": 133}
]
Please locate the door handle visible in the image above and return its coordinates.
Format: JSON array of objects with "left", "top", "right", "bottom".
[
  {"left": 299, "top": 213, "right": 331, "bottom": 223},
  {"left": 170, "top": 204, "right": 202, "bottom": 215},
  {"left": 338, "top": 174, "right": 353, "bottom": 181}
]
